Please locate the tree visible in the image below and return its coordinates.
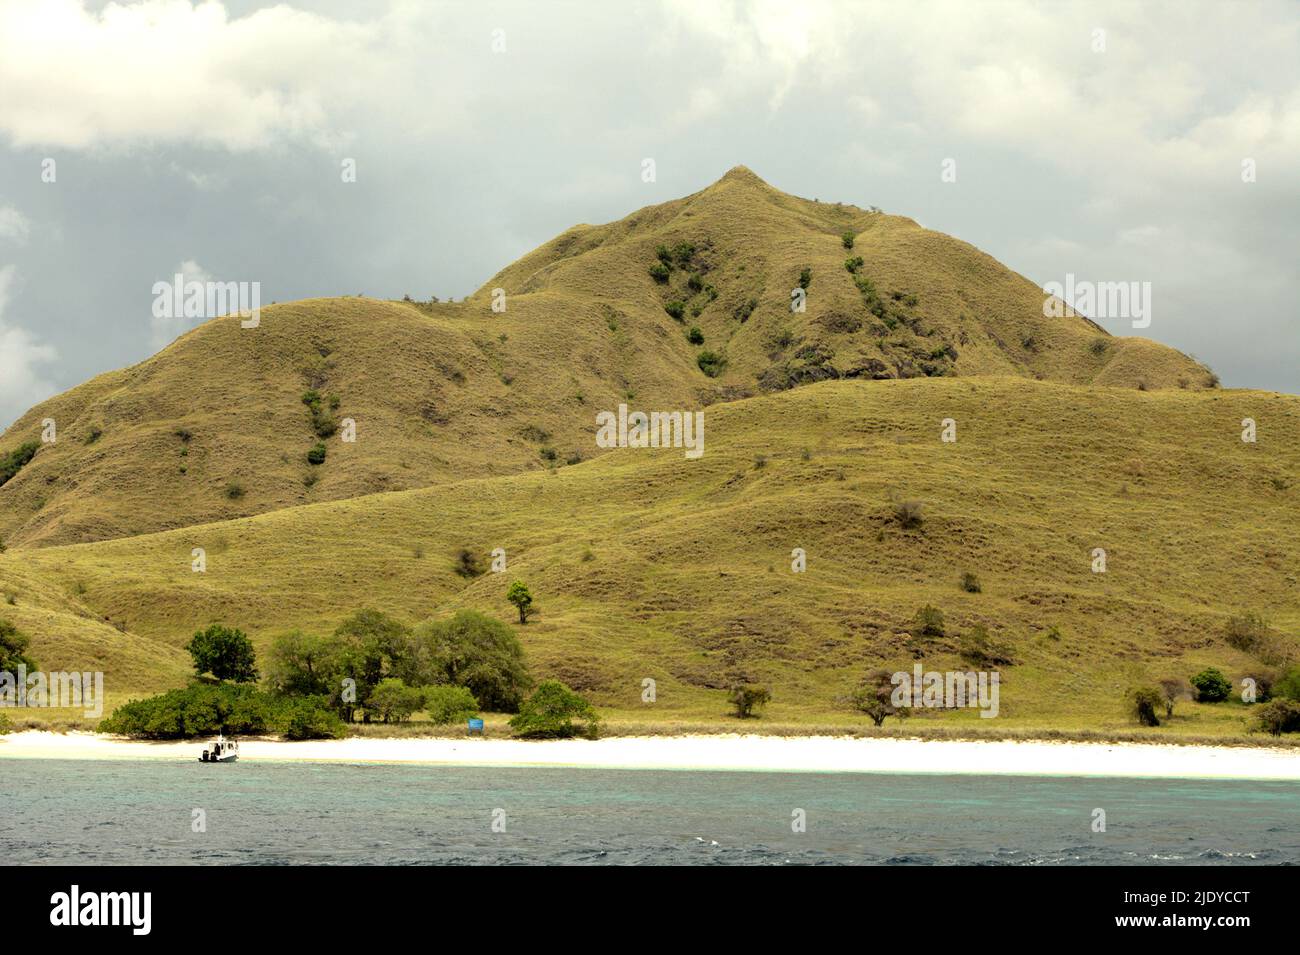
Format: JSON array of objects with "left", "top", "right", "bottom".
[
  {"left": 728, "top": 684, "right": 771, "bottom": 719},
  {"left": 423, "top": 685, "right": 479, "bottom": 724},
  {"left": 1252, "top": 699, "right": 1300, "bottom": 736},
  {"left": 412, "top": 610, "right": 531, "bottom": 712},
  {"left": 266, "top": 630, "right": 335, "bottom": 697},
  {"left": 841, "top": 231, "right": 855, "bottom": 249},
  {"left": 367, "top": 678, "right": 424, "bottom": 723},
  {"left": 850, "top": 669, "right": 908, "bottom": 726},
  {"left": 186, "top": 624, "right": 258, "bottom": 683},
  {"left": 0, "top": 619, "right": 37, "bottom": 673},
  {"left": 506, "top": 580, "right": 533, "bottom": 624},
  {"left": 1190, "top": 667, "right": 1231, "bottom": 703},
  {"left": 509, "top": 680, "right": 599, "bottom": 738},
  {"left": 332, "top": 609, "right": 416, "bottom": 720},
  {"left": 1157, "top": 678, "right": 1189, "bottom": 718},
  {"left": 1129, "top": 686, "right": 1163, "bottom": 726}
]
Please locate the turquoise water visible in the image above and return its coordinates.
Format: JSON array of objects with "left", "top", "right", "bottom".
[{"left": 2, "top": 759, "right": 1298, "bottom": 864}]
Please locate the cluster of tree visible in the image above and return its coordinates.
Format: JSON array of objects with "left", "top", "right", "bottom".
[
  {"left": 1129, "top": 665, "right": 1300, "bottom": 734},
  {"left": 262, "top": 608, "right": 533, "bottom": 720},
  {"left": 107, "top": 607, "right": 602, "bottom": 739},
  {"left": 99, "top": 683, "right": 346, "bottom": 740}
]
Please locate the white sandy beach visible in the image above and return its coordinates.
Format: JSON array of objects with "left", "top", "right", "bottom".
[{"left": 1, "top": 731, "right": 1297, "bottom": 779}]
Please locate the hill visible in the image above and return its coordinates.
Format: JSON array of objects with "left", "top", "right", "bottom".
[
  {"left": 0, "top": 167, "right": 1212, "bottom": 548},
  {"left": 4, "top": 377, "right": 1294, "bottom": 735}
]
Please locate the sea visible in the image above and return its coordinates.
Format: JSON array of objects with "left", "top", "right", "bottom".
[{"left": 2, "top": 759, "right": 1297, "bottom": 865}]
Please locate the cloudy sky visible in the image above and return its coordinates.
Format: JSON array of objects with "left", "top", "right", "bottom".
[{"left": 1, "top": 0, "right": 1297, "bottom": 427}]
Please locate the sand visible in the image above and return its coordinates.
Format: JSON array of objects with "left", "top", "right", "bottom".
[{"left": 2, "top": 731, "right": 1298, "bottom": 779}]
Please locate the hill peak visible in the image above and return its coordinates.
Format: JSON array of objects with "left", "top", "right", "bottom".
[{"left": 713, "top": 165, "right": 773, "bottom": 188}]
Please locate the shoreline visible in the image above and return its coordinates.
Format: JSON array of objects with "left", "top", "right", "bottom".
[{"left": 2, "top": 731, "right": 1298, "bottom": 780}]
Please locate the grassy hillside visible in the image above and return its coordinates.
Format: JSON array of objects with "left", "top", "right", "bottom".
[
  {"left": 0, "top": 167, "right": 1211, "bottom": 548},
  {"left": 4, "top": 377, "right": 1294, "bottom": 737}
]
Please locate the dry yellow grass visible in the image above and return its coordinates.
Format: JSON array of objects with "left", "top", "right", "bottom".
[{"left": 3, "top": 377, "right": 1294, "bottom": 739}]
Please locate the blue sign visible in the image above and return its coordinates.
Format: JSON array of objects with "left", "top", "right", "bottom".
[{"left": 467, "top": 718, "right": 484, "bottom": 735}]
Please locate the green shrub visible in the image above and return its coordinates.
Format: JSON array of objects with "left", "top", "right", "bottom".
[
  {"left": 509, "top": 680, "right": 599, "bottom": 738},
  {"left": 671, "top": 241, "right": 696, "bottom": 266},
  {"left": 368, "top": 677, "right": 424, "bottom": 723},
  {"left": 686, "top": 326, "right": 704, "bottom": 345},
  {"left": 958, "top": 625, "right": 1014, "bottom": 667},
  {"left": 960, "top": 572, "right": 982, "bottom": 593},
  {"left": 844, "top": 256, "right": 863, "bottom": 273},
  {"left": 423, "top": 685, "right": 479, "bottom": 724},
  {"left": 307, "top": 442, "right": 327, "bottom": 465},
  {"left": 664, "top": 300, "right": 686, "bottom": 321},
  {"left": 1191, "top": 667, "right": 1231, "bottom": 703},
  {"left": 655, "top": 245, "right": 672, "bottom": 266},
  {"left": 225, "top": 482, "right": 246, "bottom": 500},
  {"left": 697, "top": 350, "right": 726, "bottom": 377},
  {"left": 841, "top": 231, "right": 855, "bottom": 249},
  {"left": 648, "top": 262, "right": 670, "bottom": 283},
  {"left": 687, "top": 272, "right": 704, "bottom": 292},
  {"left": 910, "top": 605, "right": 945, "bottom": 639},
  {"left": 278, "top": 697, "right": 347, "bottom": 740},
  {"left": 454, "top": 548, "right": 485, "bottom": 578},
  {"left": 0, "top": 441, "right": 39, "bottom": 488},
  {"left": 894, "top": 499, "right": 924, "bottom": 529},
  {"left": 1225, "top": 612, "right": 1270, "bottom": 654},
  {"left": 798, "top": 267, "right": 812, "bottom": 289},
  {"left": 728, "top": 684, "right": 771, "bottom": 719},
  {"left": 1129, "top": 686, "right": 1163, "bottom": 726},
  {"left": 734, "top": 298, "right": 758, "bottom": 322},
  {"left": 101, "top": 684, "right": 343, "bottom": 739},
  {"left": 1274, "top": 666, "right": 1300, "bottom": 702}
]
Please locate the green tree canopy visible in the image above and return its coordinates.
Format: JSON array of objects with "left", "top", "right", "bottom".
[
  {"left": 412, "top": 609, "right": 531, "bottom": 712},
  {"left": 186, "top": 624, "right": 258, "bottom": 683},
  {"left": 0, "top": 619, "right": 38, "bottom": 673},
  {"left": 506, "top": 580, "right": 533, "bottom": 624},
  {"left": 266, "top": 629, "right": 337, "bottom": 697},
  {"left": 331, "top": 609, "right": 416, "bottom": 717}
]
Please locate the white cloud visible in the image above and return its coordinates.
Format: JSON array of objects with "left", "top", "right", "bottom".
[
  {"left": 0, "top": 265, "right": 58, "bottom": 430},
  {"left": 0, "top": 204, "right": 30, "bottom": 243},
  {"left": 0, "top": 0, "right": 389, "bottom": 151}
]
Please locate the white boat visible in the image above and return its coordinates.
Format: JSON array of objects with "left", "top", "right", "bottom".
[{"left": 198, "top": 733, "right": 240, "bottom": 763}]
